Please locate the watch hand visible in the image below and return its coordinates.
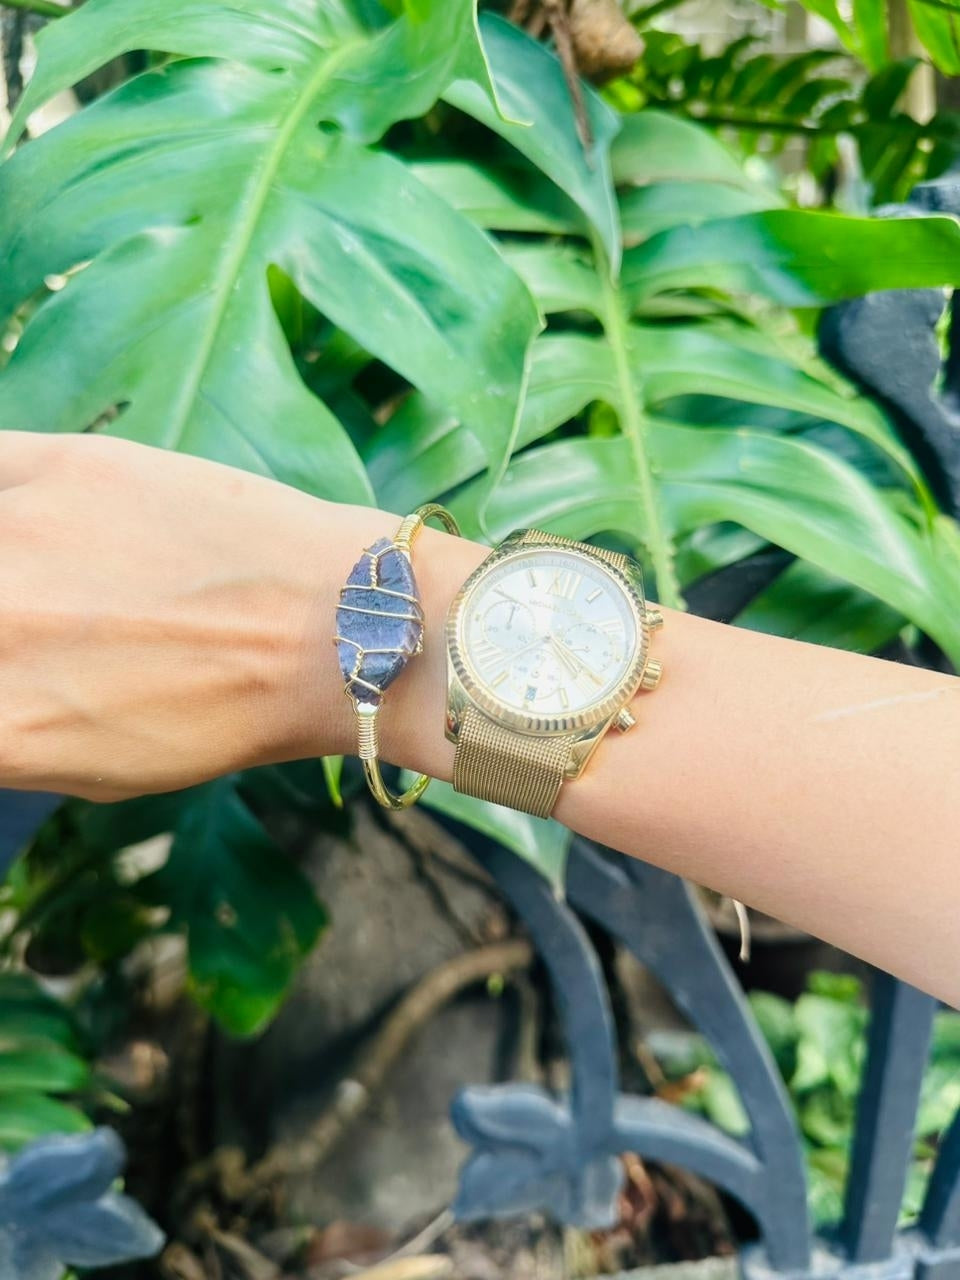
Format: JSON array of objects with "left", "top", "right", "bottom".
[
  {"left": 548, "top": 634, "right": 581, "bottom": 677},
  {"left": 552, "top": 633, "right": 603, "bottom": 685},
  {"left": 507, "top": 633, "right": 551, "bottom": 665},
  {"left": 494, "top": 586, "right": 524, "bottom": 606}
]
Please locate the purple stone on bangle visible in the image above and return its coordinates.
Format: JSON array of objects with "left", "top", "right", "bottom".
[{"left": 336, "top": 536, "right": 424, "bottom": 707}]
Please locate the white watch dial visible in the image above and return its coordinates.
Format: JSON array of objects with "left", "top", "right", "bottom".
[{"left": 461, "top": 548, "right": 638, "bottom": 716}]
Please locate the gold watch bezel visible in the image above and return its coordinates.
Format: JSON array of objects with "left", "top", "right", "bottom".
[{"left": 446, "top": 535, "right": 651, "bottom": 737}]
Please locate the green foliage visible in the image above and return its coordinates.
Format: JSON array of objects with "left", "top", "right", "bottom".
[
  {"left": 735, "top": 561, "right": 906, "bottom": 653},
  {"left": 131, "top": 781, "right": 328, "bottom": 1036},
  {"left": 5, "top": 779, "right": 327, "bottom": 1037},
  {"left": 629, "top": 0, "right": 960, "bottom": 79},
  {"left": 909, "top": 0, "right": 960, "bottom": 75},
  {"left": 654, "top": 972, "right": 960, "bottom": 1228},
  {"left": 0, "top": 0, "right": 539, "bottom": 502},
  {"left": 3, "top": 0, "right": 960, "bottom": 1037},
  {"left": 408, "top": 99, "right": 960, "bottom": 660},
  {"left": 446, "top": 12, "right": 622, "bottom": 267},
  {"left": 0, "top": 14, "right": 958, "bottom": 1272},
  {"left": 0, "top": 975, "right": 92, "bottom": 1153},
  {"left": 406, "top": 776, "right": 572, "bottom": 890},
  {"left": 610, "top": 31, "right": 960, "bottom": 205}
]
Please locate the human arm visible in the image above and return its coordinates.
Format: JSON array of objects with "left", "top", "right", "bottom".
[{"left": 1, "top": 432, "right": 957, "bottom": 1004}]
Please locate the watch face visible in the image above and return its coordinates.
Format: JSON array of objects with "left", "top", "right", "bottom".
[{"left": 458, "top": 547, "right": 639, "bottom": 720}]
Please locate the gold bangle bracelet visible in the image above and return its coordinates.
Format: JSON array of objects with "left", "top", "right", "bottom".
[{"left": 335, "top": 504, "right": 460, "bottom": 810}]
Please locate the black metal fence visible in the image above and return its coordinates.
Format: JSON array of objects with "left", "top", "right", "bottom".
[{"left": 2, "top": 791, "right": 957, "bottom": 1278}]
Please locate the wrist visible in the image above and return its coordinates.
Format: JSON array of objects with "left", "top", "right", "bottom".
[
  {"left": 376, "top": 521, "right": 487, "bottom": 779},
  {"left": 263, "top": 495, "right": 486, "bottom": 778}
]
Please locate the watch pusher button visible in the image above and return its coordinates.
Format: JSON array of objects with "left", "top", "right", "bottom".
[
  {"left": 646, "top": 608, "right": 664, "bottom": 631},
  {"left": 616, "top": 707, "right": 637, "bottom": 732},
  {"left": 641, "top": 658, "right": 663, "bottom": 690}
]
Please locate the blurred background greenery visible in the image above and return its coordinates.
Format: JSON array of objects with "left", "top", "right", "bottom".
[{"left": 1, "top": 1, "right": 959, "bottom": 1274}]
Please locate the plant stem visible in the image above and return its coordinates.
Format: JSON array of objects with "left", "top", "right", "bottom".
[
  {"left": 673, "top": 107, "right": 952, "bottom": 143},
  {"left": 161, "top": 40, "right": 361, "bottom": 451},
  {"left": 593, "top": 234, "right": 684, "bottom": 610},
  {"left": 176, "top": 938, "right": 534, "bottom": 1202},
  {"left": 1, "top": 0, "right": 70, "bottom": 17},
  {"left": 680, "top": 110, "right": 824, "bottom": 136}
]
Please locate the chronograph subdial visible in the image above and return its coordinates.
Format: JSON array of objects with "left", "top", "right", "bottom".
[
  {"left": 460, "top": 547, "right": 640, "bottom": 717},
  {"left": 561, "top": 621, "right": 622, "bottom": 677},
  {"left": 482, "top": 599, "right": 536, "bottom": 651},
  {"left": 508, "top": 640, "right": 563, "bottom": 705}
]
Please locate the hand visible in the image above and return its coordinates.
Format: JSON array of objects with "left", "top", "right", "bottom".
[
  {"left": 0, "top": 433, "right": 362, "bottom": 800},
  {"left": 1, "top": 433, "right": 959, "bottom": 1004}
]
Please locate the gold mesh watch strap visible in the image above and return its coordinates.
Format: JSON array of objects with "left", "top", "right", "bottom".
[{"left": 453, "top": 706, "right": 574, "bottom": 819}]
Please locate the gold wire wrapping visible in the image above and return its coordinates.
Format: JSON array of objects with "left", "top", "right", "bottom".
[{"left": 337, "top": 504, "right": 460, "bottom": 809}]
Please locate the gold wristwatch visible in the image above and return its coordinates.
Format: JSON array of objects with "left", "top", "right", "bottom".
[{"left": 445, "top": 529, "right": 663, "bottom": 818}]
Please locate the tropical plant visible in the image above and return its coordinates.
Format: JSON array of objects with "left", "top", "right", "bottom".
[
  {"left": 651, "top": 971, "right": 960, "bottom": 1229},
  {"left": 611, "top": 30, "right": 960, "bottom": 204},
  {"left": 628, "top": 0, "right": 960, "bottom": 80},
  {"left": 0, "top": 972, "right": 92, "bottom": 1150},
  {"left": 4, "top": 0, "right": 960, "bottom": 1030},
  {"left": 792, "top": 0, "right": 960, "bottom": 77},
  {"left": 3, "top": 777, "right": 330, "bottom": 1036},
  {"left": 2, "top": 0, "right": 960, "bottom": 1266}
]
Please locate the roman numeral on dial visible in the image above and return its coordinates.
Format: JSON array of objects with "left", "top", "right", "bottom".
[
  {"left": 472, "top": 638, "right": 504, "bottom": 671},
  {"left": 547, "top": 570, "right": 582, "bottom": 601}
]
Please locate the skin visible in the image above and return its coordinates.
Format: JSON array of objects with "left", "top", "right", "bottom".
[{"left": 1, "top": 432, "right": 958, "bottom": 1005}]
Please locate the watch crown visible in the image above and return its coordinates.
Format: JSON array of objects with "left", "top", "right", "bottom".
[
  {"left": 640, "top": 658, "right": 663, "bottom": 691},
  {"left": 616, "top": 706, "right": 637, "bottom": 732},
  {"left": 646, "top": 608, "right": 664, "bottom": 631}
]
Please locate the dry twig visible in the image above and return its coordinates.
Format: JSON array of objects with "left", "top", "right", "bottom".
[
  {"left": 176, "top": 938, "right": 534, "bottom": 1218},
  {"left": 249, "top": 937, "right": 534, "bottom": 1187},
  {"left": 543, "top": 0, "right": 594, "bottom": 149}
]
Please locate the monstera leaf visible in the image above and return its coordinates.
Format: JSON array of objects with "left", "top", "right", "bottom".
[
  {"left": 622, "top": 209, "right": 960, "bottom": 309},
  {"left": 445, "top": 13, "right": 622, "bottom": 269},
  {"left": 401, "top": 775, "right": 572, "bottom": 889},
  {"left": 70, "top": 778, "right": 327, "bottom": 1035},
  {"left": 378, "top": 105, "right": 960, "bottom": 664},
  {"left": 0, "top": 0, "right": 539, "bottom": 500}
]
